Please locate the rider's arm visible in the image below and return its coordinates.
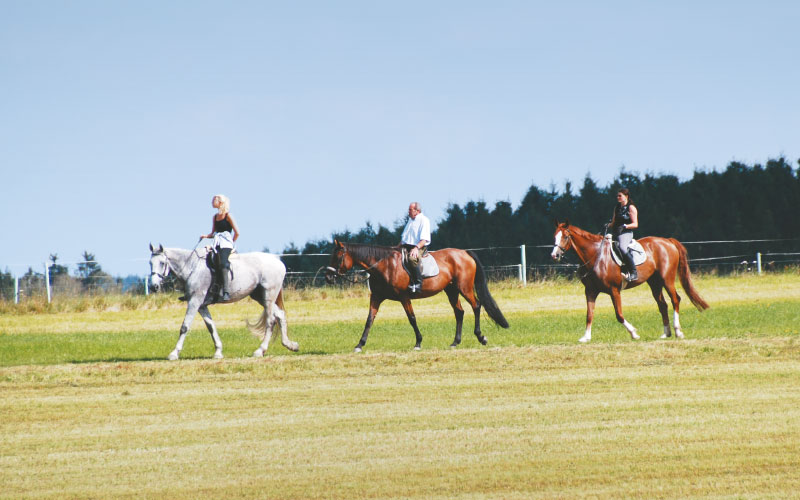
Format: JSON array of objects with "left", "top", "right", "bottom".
[
  {"left": 227, "top": 214, "right": 240, "bottom": 242},
  {"left": 625, "top": 206, "right": 638, "bottom": 230}
]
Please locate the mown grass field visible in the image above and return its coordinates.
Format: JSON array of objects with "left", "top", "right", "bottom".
[{"left": 1, "top": 273, "right": 799, "bottom": 499}]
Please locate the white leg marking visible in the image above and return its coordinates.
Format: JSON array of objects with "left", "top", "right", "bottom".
[
  {"left": 674, "top": 311, "right": 684, "bottom": 338},
  {"left": 579, "top": 326, "right": 592, "bottom": 343},
  {"left": 623, "top": 319, "right": 639, "bottom": 340}
]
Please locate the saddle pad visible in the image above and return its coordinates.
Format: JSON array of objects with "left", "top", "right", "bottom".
[
  {"left": 419, "top": 254, "right": 440, "bottom": 278},
  {"left": 610, "top": 239, "right": 647, "bottom": 267}
]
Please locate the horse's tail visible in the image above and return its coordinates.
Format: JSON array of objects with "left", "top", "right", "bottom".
[
  {"left": 467, "top": 250, "right": 510, "bottom": 328},
  {"left": 246, "top": 289, "right": 286, "bottom": 339},
  {"left": 670, "top": 238, "right": 710, "bottom": 311}
]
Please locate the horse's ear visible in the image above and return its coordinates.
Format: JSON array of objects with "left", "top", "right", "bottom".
[
  {"left": 149, "top": 243, "right": 154, "bottom": 252},
  {"left": 553, "top": 218, "right": 560, "bottom": 227},
  {"left": 564, "top": 218, "right": 570, "bottom": 228},
  {"left": 333, "top": 238, "right": 339, "bottom": 246},
  {"left": 158, "top": 244, "right": 164, "bottom": 253}
]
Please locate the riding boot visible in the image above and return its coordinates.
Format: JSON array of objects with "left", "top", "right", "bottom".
[
  {"left": 406, "top": 263, "right": 422, "bottom": 293},
  {"left": 624, "top": 249, "right": 638, "bottom": 282},
  {"left": 221, "top": 269, "right": 231, "bottom": 302}
]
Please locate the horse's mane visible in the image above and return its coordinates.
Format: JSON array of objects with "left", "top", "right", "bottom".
[
  {"left": 343, "top": 242, "right": 398, "bottom": 262},
  {"left": 568, "top": 225, "right": 603, "bottom": 242}
]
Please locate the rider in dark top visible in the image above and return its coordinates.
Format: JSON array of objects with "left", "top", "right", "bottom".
[
  {"left": 200, "top": 194, "right": 240, "bottom": 301},
  {"left": 610, "top": 188, "right": 639, "bottom": 282}
]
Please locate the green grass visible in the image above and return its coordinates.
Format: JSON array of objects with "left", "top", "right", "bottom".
[{"left": 1, "top": 299, "right": 798, "bottom": 366}]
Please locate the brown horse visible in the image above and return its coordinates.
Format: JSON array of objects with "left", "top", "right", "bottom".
[
  {"left": 325, "top": 240, "right": 509, "bottom": 352},
  {"left": 550, "top": 221, "right": 709, "bottom": 342}
]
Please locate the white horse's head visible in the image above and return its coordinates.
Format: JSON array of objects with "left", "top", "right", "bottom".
[{"left": 148, "top": 243, "right": 169, "bottom": 291}]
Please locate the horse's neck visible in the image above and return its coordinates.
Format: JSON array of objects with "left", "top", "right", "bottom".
[
  {"left": 165, "top": 248, "right": 198, "bottom": 281},
  {"left": 570, "top": 229, "right": 603, "bottom": 265}
]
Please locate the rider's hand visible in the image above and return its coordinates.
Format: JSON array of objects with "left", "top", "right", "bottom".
[
  {"left": 410, "top": 247, "right": 419, "bottom": 259},
  {"left": 199, "top": 235, "right": 205, "bottom": 242}
]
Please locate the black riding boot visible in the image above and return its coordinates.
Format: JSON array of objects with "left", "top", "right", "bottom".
[
  {"left": 624, "top": 249, "right": 638, "bottom": 282},
  {"left": 408, "top": 264, "right": 423, "bottom": 294},
  {"left": 221, "top": 267, "right": 231, "bottom": 302}
]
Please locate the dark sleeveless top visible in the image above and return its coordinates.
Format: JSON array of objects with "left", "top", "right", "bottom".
[
  {"left": 613, "top": 203, "right": 633, "bottom": 234},
  {"left": 214, "top": 215, "right": 233, "bottom": 233}
]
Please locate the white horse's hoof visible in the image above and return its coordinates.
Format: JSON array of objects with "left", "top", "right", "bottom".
[
  {"left": 413, "top": 346, "right": 421, "bottom": 351},
  {"left": 676, "top": 330, "right": 685, "bottom": 339},
  {"left": 213, "top": 351, "right": 224, "bottom": 359},
  {"left": 630, "top": 331, "right": 640, "bottom": 340},
  {"left": 578, "top": 336, "right": 591, "bottom": 343},
  {"left": 253, "top": 349, "right": 264, "bottom": 358},
  {"left": 285, "top": 341, "right": 299, "bottom": 352},
  {"left": 168, "top": 351, "right": 179, "bottom": 361},
  {"left": 660, "top": 333, "right": 670, "bottom": 339},
  {"left": 354, "top": 347, "right": 362, "bottom": 353}
]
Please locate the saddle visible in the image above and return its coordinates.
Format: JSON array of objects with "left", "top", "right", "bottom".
[
  {"left": 605, "top": 234, "right": 646, "bottom": 267},
  {"left": 400, "top": 248, "right": 440, "bottom": 279},
  {"left": 203, "top": 247, "right": 236, "bottom": 304}
]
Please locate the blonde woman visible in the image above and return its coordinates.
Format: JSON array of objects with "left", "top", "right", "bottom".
[{"left": 200, "top": 194, "right": 240, "bottom": 301}]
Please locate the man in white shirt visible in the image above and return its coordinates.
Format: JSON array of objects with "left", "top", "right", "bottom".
[{"left": 400, "top": 201, "right": 431, "bottom": 293}]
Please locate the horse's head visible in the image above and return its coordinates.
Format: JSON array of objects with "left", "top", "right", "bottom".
[
  {"left": 148, "top": 243, "right": 169, "bottom": 291},
  {"left": 325, "top": 239, "right": 354, "bottom": 284},
  {"left": 551, "top": 219, "right": 572, "bottom": 262}
]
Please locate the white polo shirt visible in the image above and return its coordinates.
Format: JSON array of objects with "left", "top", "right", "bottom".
[{"left": 401, "top": 212, "right": 432, "bottom": 246}]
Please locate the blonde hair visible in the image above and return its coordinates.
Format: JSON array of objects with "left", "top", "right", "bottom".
[{"left": 214, "top": 194, "right": 230, "bottom": 216}]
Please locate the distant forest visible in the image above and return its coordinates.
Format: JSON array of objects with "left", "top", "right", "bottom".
[{"left": 286, "top": 157, "right": 800, "bottom": 271}]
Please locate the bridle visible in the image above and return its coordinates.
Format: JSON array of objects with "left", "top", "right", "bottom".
[
  {"left": 555, "top": 228, "right": 572, "bottom": 254},
  {"left": 325, "top": 249, "right": 370, "bottom": 284},
  {"left": 150, "top": 254, "right": 171, "bottom": 282}
]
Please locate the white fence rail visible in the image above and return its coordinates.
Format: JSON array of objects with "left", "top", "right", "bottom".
[{"left": 3, "top": 240, "right": 799, "bottom": 304}]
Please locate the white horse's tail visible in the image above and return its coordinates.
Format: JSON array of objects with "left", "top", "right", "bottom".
[{"left": 246, "top": 289, "right": 285, "bottom": 339}]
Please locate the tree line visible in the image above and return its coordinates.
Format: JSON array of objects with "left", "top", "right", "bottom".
[{"left": 283, "top": 157, "right": 800, "bottom": 272}]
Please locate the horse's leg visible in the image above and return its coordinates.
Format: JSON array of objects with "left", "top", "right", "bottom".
[
  {"left": 647, "top": 279, "right": 671, "bottom": 339},
  {"left": 400, "top": 298, "right": 424, "bottom": 351},
  {"left": 610, "top": 287, "right": 639, "bottom": 340},
  {"left": 580, "top": 287, "right": 599, "bottom": 343},
  {"left": 663, "top": 277, "right": 684, "bottom": 338},
  {"left": 252, "top": 299, "right": 276, "bottom": 357},
  {"left": 445, "top": 284, "right": 465, "bottom": 347},
  {"left": 169, "top": 298, "right": 202, "bottom": 360},
  {"left": 198, "top": 305, "right": 223, "bottom": 359},
  {"left": 355, "top": 294, "right": 384, "bottom": 353},
  {"left": 459, "top": 282, "right": 487, "bottom": 345},
  {"left": 274, "top": 301, "right": 298, "bottom": 352}
]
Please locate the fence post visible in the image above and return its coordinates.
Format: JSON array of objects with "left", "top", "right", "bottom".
[
  {"left": 144, "top": 276, "right": 149, "bottom": 296},
  {"left": 44, "top": 263, "right": 51, "bottom": 303},
  {"left": 756, "top": 252, "right": 762, "bottom": 275},
  {"left": 14, "top": 276, "right": 19, "bottom": 304},
  {"left": 520, "top": 244, "right": 527, "bottom": 286}
]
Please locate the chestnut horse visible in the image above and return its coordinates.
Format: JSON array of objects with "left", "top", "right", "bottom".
[
  {"left": 325, "top": 240, "right": 509, "bottom": 352},
  {"left": 550, "top": 221, "right": 709, "bottom": 342}
]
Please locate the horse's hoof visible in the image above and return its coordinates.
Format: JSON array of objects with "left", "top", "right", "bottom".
[
  {"left": 213, "top": 352, "right": 224, "bottom": 359},
  {"left": 450, "top": 343, "right": 459, "bottom": 348},
  {"left": 478, "top": 336, "right": 488, "bottom": 345},
  {"left": 676, "top": 330, "right": 685, "bottom": 339},
  {"left": 631, "top": 333, "right": 640, "bottom": 340},
  {"left": 354, "top": 347, "right": 362, "bottom": 353},
  {"left": 413, "top": 346, "right": 421, "bottom": 351},
  {"left": 288, "top": 342, "right": 299, "bottom": 352},
  {"left": 253, "top": 349, "right": 264, "bottom": 358},
  {"left": 168, "top": 351, "right": 179, "bottom": 361},
  {"left": 578, "top": 336, "right": 591, "bottom": 343}
]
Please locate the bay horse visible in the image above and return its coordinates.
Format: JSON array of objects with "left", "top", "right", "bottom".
[
  {"left": 325, "top": 240, "right": 509, "bottom": 352},
  {"left": 149, "top": 244, "right": 299, "bottom": 360},
  {"left": 550, "top": 221, "right": 709, "bottom": 342}
]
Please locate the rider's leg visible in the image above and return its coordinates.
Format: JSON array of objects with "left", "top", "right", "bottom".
[
  {"left": 618, "top": 233, "right": 637, "bottom": 281},
  {"left": 218, "top": 248, "right": 232, "bottom": 301}
]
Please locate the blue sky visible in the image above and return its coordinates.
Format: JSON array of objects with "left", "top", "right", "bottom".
[{"left": 2, "top": 1, "right": 798, "bottom": 277}]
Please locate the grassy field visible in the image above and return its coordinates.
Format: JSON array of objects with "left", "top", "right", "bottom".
[{"left": 1, "top": 273, "right": 799, "bottom": 498}]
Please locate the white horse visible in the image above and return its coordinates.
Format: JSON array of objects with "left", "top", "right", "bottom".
[{"left": 148, "top": 244, "right": 299, "bottom": 360}]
